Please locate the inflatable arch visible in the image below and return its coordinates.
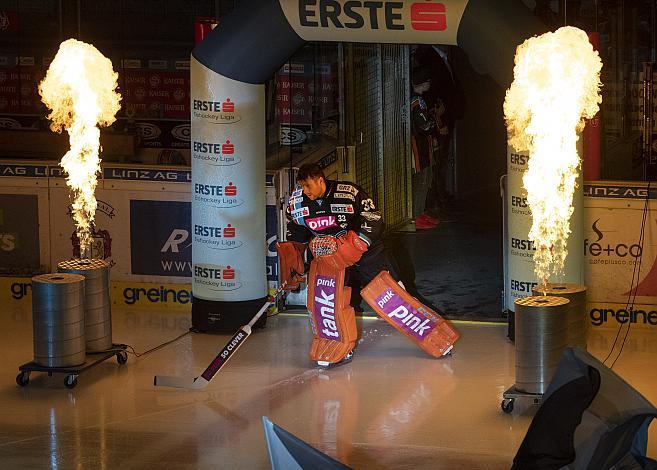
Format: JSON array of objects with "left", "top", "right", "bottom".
[{"left": 190, "top": 0, "right": 547, "bottom": 331}]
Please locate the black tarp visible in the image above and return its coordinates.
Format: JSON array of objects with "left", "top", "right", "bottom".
[{"left": 513, "top": 347, "right": 657, "bottom": 470}]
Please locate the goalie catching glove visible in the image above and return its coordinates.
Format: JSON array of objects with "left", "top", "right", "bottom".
[{"left": 276, "top": 241, "right": 307, "bottom": 290}]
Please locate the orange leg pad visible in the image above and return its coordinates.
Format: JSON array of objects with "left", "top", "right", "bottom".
[
  {"left": 306, "top": 258, "right": 358, "bottom": 363},
  {"left": 361, "top": 271, "right": 460, "bottom": 357}
]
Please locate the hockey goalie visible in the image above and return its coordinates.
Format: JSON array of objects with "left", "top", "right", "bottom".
[{"left": 277, "top": 163, "right": 459, "bottom": 368}]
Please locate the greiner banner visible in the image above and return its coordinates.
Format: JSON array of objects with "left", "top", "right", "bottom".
[
  {"left": 191, "top": 57, "right": 267, "bottom": 302},
  {"left": 279, "top": 0, "right": 469, "bottom": 45},
  {"left": 505, "top": 145, "right": 584, "bottom": 311}
]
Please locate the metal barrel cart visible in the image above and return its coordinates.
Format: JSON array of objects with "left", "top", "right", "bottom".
[
  {"left": 17, "top": 267, "right": 126, "bottom": 389},
  {"left": 501, "top": 295, "right": 569, "bottom": 413},
  {"left": 17, "top": 344, "right": 128, "bottom": 389}
]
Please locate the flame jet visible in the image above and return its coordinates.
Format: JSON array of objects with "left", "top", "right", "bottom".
[
  {"left": 504, "top": 26, "right": 602, "bottom": 284},
  {"left": 39, "top": 39, "right": 121, "bottom": 256}
]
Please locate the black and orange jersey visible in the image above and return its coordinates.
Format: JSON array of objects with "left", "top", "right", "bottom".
[{"left": 285, "top": 179, "right": 384, "bottom": 246}]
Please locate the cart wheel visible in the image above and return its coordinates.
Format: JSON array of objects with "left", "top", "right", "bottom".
[
  {"left": 116, "top": 351, "right": 128, "bottom": 365},
  {"left": 501, "top": 398, "right": 514, "bottom": 414},
  {"left": 16, "top": 371, "right": 30, "bottom": 387},
  {"left": 64, "top": 374, "right": 78, "bottom": 389}
]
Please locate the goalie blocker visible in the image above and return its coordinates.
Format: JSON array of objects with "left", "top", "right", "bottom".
[{"left": 361, "top": 271, "right": 459, "bottom": 357}]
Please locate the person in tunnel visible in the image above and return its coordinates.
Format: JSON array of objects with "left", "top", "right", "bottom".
[
  {"left": 276, "top": 163, "right": 458, "bottom": 369},
  {"left": 413, "top": 45, "right": 466, "bottom": 220},
  {"left": 410, "top": 65, "right": 441, "bottom": 230}
]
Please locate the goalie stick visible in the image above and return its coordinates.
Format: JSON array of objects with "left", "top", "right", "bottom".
[{"left": 154, "top": 282, "right": 290, "bottom": 389}]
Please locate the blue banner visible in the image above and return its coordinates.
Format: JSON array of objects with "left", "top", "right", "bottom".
[
  {"left": 0, "top": 194, "right": 40, "bottom": 274},
  {"left": 130, "top": 200, "right": 278, "bottom": 278},
  {"left": 130, "top": 200, "right": 192, "bottom": 277}
]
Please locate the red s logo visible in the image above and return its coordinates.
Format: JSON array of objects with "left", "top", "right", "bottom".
[
  {"left": 223, "top": 224, "right": 236, "bottom": 238},
  {"left": 222, "top": 98, "right": 235, "bottom": 112},
  {"left": 225, "top": 182, "right": 237, "bottom": 196},
  {"left": 223, "top": 265, "right": 235, "bottom": 280},
  {"left": 411, "top": 2, "right": 446, "bottom": 31},
  {"left": 222, "top": 140, "right": 235, "bottom": 155}
]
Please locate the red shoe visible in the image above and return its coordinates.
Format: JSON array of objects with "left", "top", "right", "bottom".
[
  {"left": 415, "top": 214, "right": 438, "bottom": 230},
  {"left": 419, "top": 213, "right": 439, "bottom": 226},
  {"left": 422, "top": 212, "right": 439, "bottom": 224}
]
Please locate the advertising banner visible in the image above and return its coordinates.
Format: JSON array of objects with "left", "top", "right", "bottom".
[
  {"left": 276, "top": 67, "right": 313, "bottom": 126},
  {"left": 275, "top": 62, "right": 337, "bottom": 125},
  {"left": 505, "top": 145, "right": 584, "bottom": 311},
  {"left": 47, "top": 165, "right": 191, "bottom": 283},
  {"left": 48, "top": 185, "right": 124, "bottom": 276},
  {"left": 130, "top": 200, "right": 192, "bottom": 277},
  {"left": 0, "top": 65, "right": 43, "bottom": 114},
  {"left": 112, "top": 281, "right": 192, "bottom": 310},
  {"left": 266, "top": 173, "right": 279, "bottom": 285},
  {"left": 0, "top": 276, "right": 32, "bottom": 323},
  {"left": 584, "top": 181, "right": 657, "bottom": 330},
  {"left": 120, "top": 70, "right": 190, "bottom": 120},
  {"left": 0, "top": 276, "right": 31, "bottom": 301},
  {"left": 0, "top": 276, "right": 194, "bottom": 313},
  {"left": 1, "top": 161, "right": 279, "bottom": 311},
  {"left": 0, "top": 113, "right": 191, "bottom": 150},
  {"left": 0, "top": 194, "right": 40, "bottom": 273},
  {"left": 131, "top": 119, "right": 191, "bottom": 149},
  {"left": 279, "top": 0, "right": 468, "bottom": 45},
  {"left": 505, "top": 147, "right": 536, "bottom": 309},
  {"left": 275, "top": 61, "right": 339, "bottom": 151},
  {"left": 191, "top": 58, "right": 267, "bottom": 301},
  {"left": 0, "top": 181, "right": 51, "bottom": 274}
]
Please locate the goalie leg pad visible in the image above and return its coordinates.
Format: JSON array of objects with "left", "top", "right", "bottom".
[
  {"left": 361, "top": 271, "right": 460, "bottom": 357},
  {"left": 307, "top": 258, "right": 358, "bottom": 363}
]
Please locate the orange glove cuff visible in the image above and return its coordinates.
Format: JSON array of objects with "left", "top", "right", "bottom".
[{"left": 328, "top": 231, "right": 368, "bottom": 270}]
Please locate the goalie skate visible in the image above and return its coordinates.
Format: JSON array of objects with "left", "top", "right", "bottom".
[{"left": 317, "top": 350, "right": 354, "bottom": 369}]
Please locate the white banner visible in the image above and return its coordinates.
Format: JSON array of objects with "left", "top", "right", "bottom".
[
  {"left": 48, "top": 180, "right": 192, "bottom": 284},
  {"left": 584, "top": 181, "right": 657, "bottom": 330},
  {"left": 191, "top": 58, "right": 267, "bottom": 301},
  {"left": 279, "top": 0, "right": 468, "bottom": 45},
  {"left": 506, "top": 145, "right": 584, "bottom": 311}
]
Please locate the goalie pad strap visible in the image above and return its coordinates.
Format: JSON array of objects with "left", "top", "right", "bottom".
[
  {"left": 361, "top": 271, "right": 460, "bottom": 357},
  {"left": 306, "top": 257, "right": 357, "bottom": 363}
]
